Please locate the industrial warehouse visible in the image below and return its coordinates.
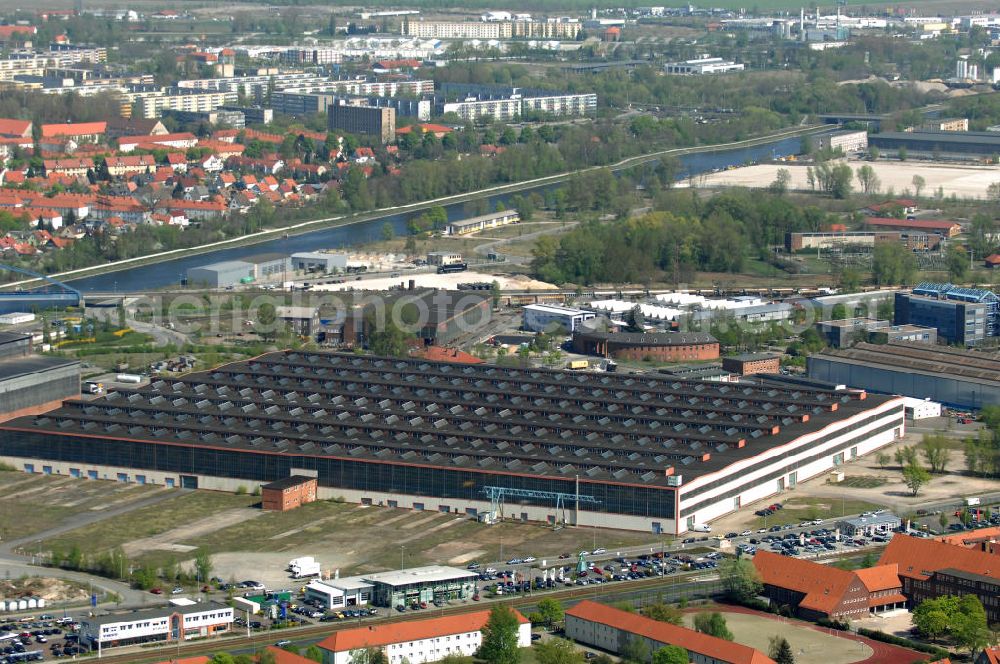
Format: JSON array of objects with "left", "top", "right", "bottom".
[{"left": 0, "top": 351, "right": 905, "bottom": 534}]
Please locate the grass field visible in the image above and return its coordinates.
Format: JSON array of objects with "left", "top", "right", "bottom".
[
  {"left": 39, "top": 490, "right": 256, "bottom": 557},
  {"left": 683, "top": 611, "right": 873, "bottom": 663},
  {"left": 751, "top": 496, "right": 883, "bottom": 529},
  {"left": 840, "top": 476, "right": 889, "bottom": 489},
  {"left": 21, "top": 472, "right": 660, "bottom": 577},
  {"left": 0, "top": 471, "right": 164, "bottom": 542}
]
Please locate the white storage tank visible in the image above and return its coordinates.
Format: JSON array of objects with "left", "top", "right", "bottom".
[
  {"left": 37, "top": 598, "right": 45, "bottom": 608},
  {"left": 17, "top": 599, "right": 27, "bottom": 610},
  {"left": 0, "top": 600, "right": 7, "bottom": 611},
  {"left": 26, "top": 598, "right": 37, "bottom": 609}
]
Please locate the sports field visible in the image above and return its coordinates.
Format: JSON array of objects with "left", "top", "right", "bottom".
[{"left": 683, "top": 611, "right": 873, "bottom": 664}]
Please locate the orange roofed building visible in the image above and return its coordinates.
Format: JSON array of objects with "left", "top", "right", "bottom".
[
  {"left": 565, "top": 600, "right": 774, "bottom": 664},
  {"left": 318, "top": 609, "right": 531, "bottom": 664},
  {"left": 752, "top": 550, "right": 905, "bottom": 621},
  {"left": 879, "top": 533, "right": 1000, "bottom": 623}
]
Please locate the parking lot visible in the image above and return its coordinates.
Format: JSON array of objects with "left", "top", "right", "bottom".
[{"left": 0, "top": 616, "right": 85, "bottom": 664}]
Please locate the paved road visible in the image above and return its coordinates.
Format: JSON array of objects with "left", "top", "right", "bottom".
[
  {"left": 0, "top": 558, "right": 150, "bottom": 606},
  {"left": 472, "top": 221, "right": 579, "bottom": 265},
  {"left": 126, "top": 315, "right": 190, "bottom": 348}
]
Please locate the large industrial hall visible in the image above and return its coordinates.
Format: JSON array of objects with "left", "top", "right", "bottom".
[{"left": 0, "top": 351, "right": 905, "bottom": 534}]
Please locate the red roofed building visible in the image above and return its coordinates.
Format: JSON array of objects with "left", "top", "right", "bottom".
[
  {"left": 104, "top": 155, "right": 155, "bottom": 176},
  {"left": 261, "top": 647, "right": 314, "bottom": 664},
  {"left": 117, "top": 132, "right": 197, "bottom": 153},
  {"left": 0, "top": 118, "right": 32, "bottom": 138},
  {"left": 864, "top": 217, "right": 961, "bottom": 237},
  {"left": 156, "top": 199, "right": 226, "bottom": 220},
  {"left": 566, "top": 600, "right": 773, "bottom": 664},
  {"left": 984, "top": 254, "right": 1000, "bottom": 269},
  {"left": 752, "top": 551, "right": 905, "bottom": 621},
  {"left": 878, "top": 533, "right": 1000, "bottom": 623},
  {"left": 41, "top": 122, "right": 106, "bottom": 143},
  {"left": 152, "top": 657, "right": 209, "bottom": 664},
  {"left": 412, "top": 346, "right": 484, "bottom": 365},
  {"left": 866, "top": 199, "right": 917, "bottom": 216},
  {"left": 935, "top": 525, "right": 1000, "bottom": 554},
  {"left": 43, "top": 158, "right": 91, "bottom": 177},
  {"left": 317, "top": 609, "right": 531, "bottom": 664},
  {"left": 975, "top": 646, "right": 999, "bottom": 664},
  {"left": 242, "top": 128, "right": 285, "bottom": 145},
  {"left": 397, "top": 124, "right": 453, "bottom": 139}
]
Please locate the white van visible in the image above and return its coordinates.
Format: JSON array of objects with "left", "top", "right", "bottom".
[
  {"left": 691, "top": 523, "right": 711, "bottom": 533},
  {"left": 965, "top": 497, "right": 981, "bottom": 507}
]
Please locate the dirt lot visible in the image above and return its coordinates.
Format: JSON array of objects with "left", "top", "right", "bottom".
[
  {"left": 694, "top": 159, "right": 1000, "bottom": 200},
  {"left": 0, "top": 576, "right": 92, "bottom": 604}
]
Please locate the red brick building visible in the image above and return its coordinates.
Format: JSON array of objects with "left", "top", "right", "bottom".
[
  {"left": 721, "top": 353, "right": 780, "bottom": 376},
  {"left": 572, "top": 331, "right": 719, "bottom": 362},
  {"left": 753, "top": 551, "right": 906, "bottom": 621},
  {"left": 261, "top": 475, "right": 318, "bottom": 511}
]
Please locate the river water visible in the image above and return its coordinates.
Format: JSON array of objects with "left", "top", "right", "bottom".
[{"left": 67, "top": 134, "right": 811, "bottom": 292}]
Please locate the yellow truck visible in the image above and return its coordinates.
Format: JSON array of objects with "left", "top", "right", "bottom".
[{"left": 567, "top": 360, "right": 589, "bottom": 370}]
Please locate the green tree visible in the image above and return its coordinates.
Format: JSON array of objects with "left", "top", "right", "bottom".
[
  {"left": 620, "top": 636, "right": 651, "bottom": 664},
  {"left": 921, "top": 434, "right": 951, "bottom": 473},
  {"left": 259, "top": 650, "right": 278, "bottom": 664},
  {"left": 768, "top": 636, "right": 795, "bottom": 664},
  {"left": 304, "top": 646, "right": 324, "bottom": 663},
  {"left": 911, "top": 174, "right": 926, "bottom": 198},
  {"left": 719, "top": 558, "right": 762, "bottom": 603},
  {"left": 946, "top": 244, "right": 969, "bottom": 282},
  {"left": 875, "top": 452, "right": 890, "bottom": 470},
  {"left": 951, "top": 595, "right": 991, "bottom": 655},
  {"left": 641, "top": 603, "right": 683, "bottom": 626},
  {"left": 651, "top": 646, "right": 688, "bottom": 664},
  {"left": 830, "top": 303, "right": 848, "bottom": 320},
  {"left": 365, "top": 315, "right": 413, "bottom": 357},
  {"left": 872, "top": 242, "right": 918, "bottom": 285},
  {"left": 536, "top": 598, "right": 564, "bottom": 627},
  {"left": 349, "top": 648, "right": 386, "bottom": 664},
  {"left": 479, "top": 606, "right": 522, "bottom": 664},
  {"left": 855, "top": 165, "right": 880, "bottom": 195},
  {"left": 256, "top": 302, "right": 278, "bottom": 342},
  {"left": 769, "top": 168, "right": 791, "bottom": 195},
  {"left": 380, "top": 223, "right": 395, "bottom": 241},
  {"left": 939, "top": 512, "right": 949, "bottom": 530},
  {"left": 210, "top": 654, "right": 236, "bottom": 664},
  {"left": 194, "top": 549, "right": 213, "bottom": 583},
  {"left": 625, "top": 305, "right": 645, "bottom": 332},
  {"left": 902, "top": 462, "right": 931, "bottom": 496},
  {"left": 534, "top": 639, "right": 583, "bottom": 664},
  {"left": 693, "top": 612, "right": 733, "bottom": 641}
]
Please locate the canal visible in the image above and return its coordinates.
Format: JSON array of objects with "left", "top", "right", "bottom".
[{"left": 67, "top": 133, "right": 813, "bottom": 292}]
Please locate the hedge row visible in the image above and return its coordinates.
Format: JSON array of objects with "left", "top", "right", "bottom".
[{"left": 856, "top": 628, "right": 950, "bottom": 658}]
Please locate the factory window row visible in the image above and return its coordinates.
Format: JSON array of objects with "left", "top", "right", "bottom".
[
  {"left": 678, "top": 417, "right": 901, "bottom": 517},
  {"left": 0, "top": 432, "right": 676, "bottom": 518},
  {"left": 679, "top": 407, "right": 902, "bottom": 501}
]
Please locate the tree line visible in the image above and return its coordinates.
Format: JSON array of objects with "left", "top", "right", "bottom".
[{"left": 531, "top": 188, "right": 833, "bottom": 285}]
